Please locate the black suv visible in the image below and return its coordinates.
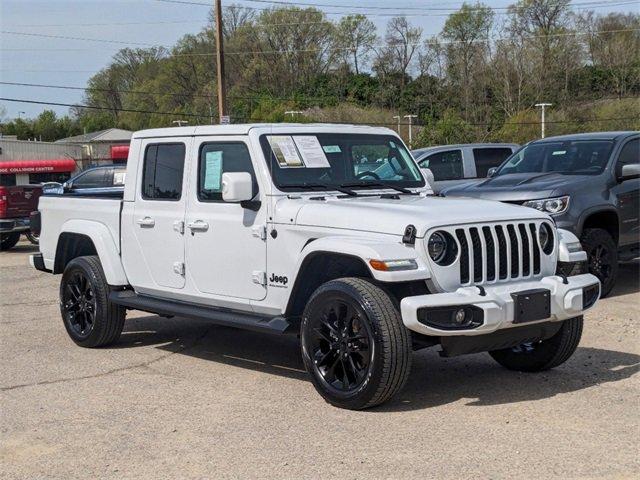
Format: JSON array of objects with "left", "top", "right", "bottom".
[{"left": 442, "top": 131, "right": 639, "bottom": 296}]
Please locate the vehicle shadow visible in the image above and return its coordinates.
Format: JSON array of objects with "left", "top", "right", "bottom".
[
  {"left": 114, "top": 315, "right": 639, "bottom": 412},
  {"left": 608, "top": 260, "right": 639, "bottom": 298},
  {"left": 7, "top": 242, "right": 39, "bottom": 254}
]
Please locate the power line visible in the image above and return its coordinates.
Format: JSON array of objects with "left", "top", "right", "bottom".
[
  {"left": 1, "top": 97, "right": 638, "bottom": 127},
  {"left": 0, "top": 30, "right": 159, "bottom": 47}
]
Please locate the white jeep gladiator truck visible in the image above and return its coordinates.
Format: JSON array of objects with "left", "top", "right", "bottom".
[{"left": 31, "top": 124, "right": 601, "bottom": 410}]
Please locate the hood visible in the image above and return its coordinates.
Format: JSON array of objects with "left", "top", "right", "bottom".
[
  {"left": 276, "top": 194, "right": 548, "bottom": 238},
  {"left": 442, "top": 172, "right": 593, "bottom": 201}
]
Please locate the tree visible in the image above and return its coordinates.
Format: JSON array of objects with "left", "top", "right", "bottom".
[
  {"left": 335, "top": 15, "right": 377, "bottom": 74},
  {"left": 441, "top": 2, "right": 494, "bottom": 120},
  {"left": 374, "top": 17, "right": 422, "bottom": 91}
]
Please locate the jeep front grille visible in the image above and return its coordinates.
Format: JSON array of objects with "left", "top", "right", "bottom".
[{"left": 454, "top": 222, "right": 544, "bottom": 285}]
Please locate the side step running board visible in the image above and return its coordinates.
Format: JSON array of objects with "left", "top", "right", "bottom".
[{"left": 109, "top": 290, "right": 295, "bottom": 335}]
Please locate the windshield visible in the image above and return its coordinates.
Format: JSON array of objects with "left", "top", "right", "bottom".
[
  {"left": 496, "top": 140, "right": 613, "bottom": 176},
  {"left": 259, "top": 133, "right": 424, "bottom": 191}
]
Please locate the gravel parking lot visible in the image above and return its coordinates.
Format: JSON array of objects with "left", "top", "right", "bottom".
[{"left": 1, "top": 240, "right": 638, "bottom": 479}]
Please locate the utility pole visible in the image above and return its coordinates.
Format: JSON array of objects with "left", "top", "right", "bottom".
[
  {"left": 392, "top": 115, "right": 401, "bottom": 135},
  {"left": 534, "top": 103, "right": 552, "bottom": 138},
  {"left": 404, "top": 114, "right": 417, "bottom": 148},
  {"left": 214, "top": 0, "right": 228, "bottom": 124}
]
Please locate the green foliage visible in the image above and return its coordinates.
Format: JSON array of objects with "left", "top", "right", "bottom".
[{"left": 415, "top": 110, "right": 477, "bottom": 147}]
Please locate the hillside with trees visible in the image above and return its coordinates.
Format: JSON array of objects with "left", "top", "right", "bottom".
[{"left": 2, "top": 0, "right": 639, "bottom": 146}]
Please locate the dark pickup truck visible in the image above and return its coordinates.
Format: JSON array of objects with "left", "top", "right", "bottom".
[
  {"left": 0, "top": 184, "right": 42, "bottom": 250},
  {"left": 442, "top": 131, "right": 639, "bottom": 297}
]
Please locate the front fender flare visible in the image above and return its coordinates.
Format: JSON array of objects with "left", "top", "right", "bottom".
[
  {"left": 293, "top": 236, "right": 431, "bottom": 283},
  {"left": 58, "top": 219, "right": 128, "bottom": 286}
]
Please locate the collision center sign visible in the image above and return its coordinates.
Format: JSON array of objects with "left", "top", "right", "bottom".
[{"left": 0, "top": 159, "right": 77, "bottom": 174}]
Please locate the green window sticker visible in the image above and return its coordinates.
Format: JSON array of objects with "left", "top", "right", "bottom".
[
  {"left": 322, "top": 145, "right": 341, "bottom": 153},
  {"left": 204, "top": 151, "right": 223, "bottom": 190}
]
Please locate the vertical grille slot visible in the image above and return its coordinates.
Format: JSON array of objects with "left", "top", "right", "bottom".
[
  {"left": 455, "top": 229, "right": 469, "bottom": 284},
  {"left": 482, "top": 226, "right": 496, "bottom": 281},
  {"left": 469, "top": 227, "right": 483, "bottom": 283},
  {"left": 529, "top": 223, "right": 541, "bottom": 274},
  {"left": 495, "top": 225, "right": 508, "bottom": 279},
  {"left": 507, "top": 224, "right": 519, "bottom": 277},
  {"left": 518, "top": 223, "right": 531, "bottom": 276}
]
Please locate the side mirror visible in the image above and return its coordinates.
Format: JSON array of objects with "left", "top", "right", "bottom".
[
  {"left": 62, "top": 181, "right": 73, "bottom": 192},
  {"left": 619, "top": 163, "right": 640, "bottom": 181},
  {"left": 420, "top": 167, "right": 436, "bottom": 194},
  {"left": 222, "top": 172, "right": 253, "bottom": 203},
  {"left": 487, "top": 167, "right": 498, "bottom": 177}
]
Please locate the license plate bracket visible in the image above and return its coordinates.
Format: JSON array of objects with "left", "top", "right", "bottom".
[{"left": 511, "top": 288, "right": 551, "bottom": 324}]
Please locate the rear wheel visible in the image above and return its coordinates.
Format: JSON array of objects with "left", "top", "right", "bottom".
[
  {"left": 489, "top": 316, "right": 583, "bottom": 372},
  {"left": 581, "top": 228, "right": 618, "bottom": 297},
  {"left": 0, "top": 232, "right": 20, "bottom": 251},
  {"left": 301, "top": 277, "right": 412, "bottom": 410},
  {"left": 60, "top": 255, "right": 126, "bottom": 347}
]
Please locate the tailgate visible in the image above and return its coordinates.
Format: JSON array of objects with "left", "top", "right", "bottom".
[{"left": 3, "top": 186, "right": 42, "bottom": 218}]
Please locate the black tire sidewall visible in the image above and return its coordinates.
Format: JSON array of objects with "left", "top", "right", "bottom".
[
  {"left": 581, "top": 228, "right": 618, "bottom": 297},
  {"left": 0, "top": 232, "right": 21, "bottom": 251},
  {"left": 60, "top": 256, "right": 113, "bottom": 347}
]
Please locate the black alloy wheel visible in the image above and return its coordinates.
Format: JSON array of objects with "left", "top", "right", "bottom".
[
  {"left": 307, "top": 298, "right": 373, "bottom": 393},
  {"left": 62, "top": 271, "right": 97, "bottom": 339},
  {"left": 581, "top": 228, "right": 618, "bottom": 297}
]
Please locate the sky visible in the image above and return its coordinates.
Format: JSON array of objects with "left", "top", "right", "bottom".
[{"left": 1, "top": 0, "right": 638, "bottom": 121}]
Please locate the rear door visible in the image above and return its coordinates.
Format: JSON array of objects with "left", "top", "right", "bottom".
[
  {"left": 130, "top": 139, "right": 190, "bottom": 290},
  {"left": 184, "top": 137, "right": 267, "bottom": 301},
  {"left": 471, "top": 147, "right": 515, "bottom": 178}
]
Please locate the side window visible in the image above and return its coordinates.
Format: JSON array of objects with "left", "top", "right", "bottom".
[
  {"left": 73, "top": 168, "right": 108, "bottom": 188},
  {"left": 142, "top": 143, "right": 186, "bottom": 200},
  {"left": 419, "top": 150, "right": 463, "bottom": 181},
  {"left": 616, "top": 139, "right": 639, "bottom": 174},
  {"left": 473, "top": 148, "right": 514, "bottom": 177},
  {"left": 198, "top": 142, "right": 257, "bottom": 202}
]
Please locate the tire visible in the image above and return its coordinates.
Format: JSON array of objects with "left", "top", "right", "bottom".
[
  {"left": 581, "top": 228, "right": 618, "bottom": 298},
  {"left": 0, "top": 232, "right": 21, "bottom": 251},
  {"left": 489, "top": 316, "right": 583, "bottom": 372},
  {"left": 25, "top": 231, "right": 39, "bottom": 245},
  {"left": 300, "top": 277, "right": 412, "bottom": 410},
  {"left": 59, "top": 255, "right": 126, "bottom": 348}
]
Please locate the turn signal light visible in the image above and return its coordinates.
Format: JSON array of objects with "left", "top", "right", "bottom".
[{"left": 369, "top": 259, "right": 418, "bottom": 272}]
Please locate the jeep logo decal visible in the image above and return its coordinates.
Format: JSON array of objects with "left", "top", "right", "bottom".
[{"left": 269, "top": 273, "right": 288, "bottom": 286}]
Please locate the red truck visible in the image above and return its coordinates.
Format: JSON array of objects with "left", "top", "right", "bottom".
[{"left": 0, "top": 185, "right": 42, "bottom": 251}]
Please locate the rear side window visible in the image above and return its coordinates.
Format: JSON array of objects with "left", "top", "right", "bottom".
[
  {"left": 142, "top": 143, "right": 186, "bottom": 200},
  {"left": 198, "top": 142, "right": 257, "bottom": 202},
  {"left": 74, "top": 168, "right": 108, "bottom": 188},
  {"left": 419, "top": 150, "right": 463, "bottom": 181},
  {"left": 473, "top": 148, "right": 514, "bottom": 177}
]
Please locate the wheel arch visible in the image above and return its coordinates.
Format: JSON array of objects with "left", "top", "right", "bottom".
[
  {"left": 578, "top": 207, "right": 619, "bottom": 245},
  {"left": 54, "top": 220, "right": 128, "bottom": 286},
  {"left": 284, "top": 236, "right": 431, "bottom": 318}
]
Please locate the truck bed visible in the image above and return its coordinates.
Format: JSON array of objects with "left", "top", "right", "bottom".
[{"left": 38, "top": 195, "right": 122, "bottom": 270}]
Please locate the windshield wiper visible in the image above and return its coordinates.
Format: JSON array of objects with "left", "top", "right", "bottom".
[
  {"left": 279, "top": 182, "right": 358, "bottom": 196},
  {"left": 340, "top": 181, "right": 417, "bottom": 195}
]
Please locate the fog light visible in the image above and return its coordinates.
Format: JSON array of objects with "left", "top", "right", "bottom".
[{"left": 453, "top": 308, "right": 467, "bottom": 324}]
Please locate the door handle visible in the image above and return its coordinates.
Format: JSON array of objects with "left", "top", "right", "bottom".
[
  {"left": 136, "top": 216, "right": 155, "bottom": 228},
  {"left": 187, "top": 220, "right": 209, "bottom": 232}
]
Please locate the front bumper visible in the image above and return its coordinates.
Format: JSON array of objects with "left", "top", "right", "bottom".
[
  {"left": 400, "top": 274, "right": 600, "bottom": 336},
  {"left": 0, "top": 217, "right": 30, "bottom": 233}
]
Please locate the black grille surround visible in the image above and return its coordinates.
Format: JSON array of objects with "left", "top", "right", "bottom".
[{"left": 426, "top": 221, "right": 556, "bottom": 290}]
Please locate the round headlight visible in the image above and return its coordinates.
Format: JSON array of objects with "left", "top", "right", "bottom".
[
  {"left": 427, "top": 231, "right": 458, "bottom": 265},
  {"left": 538, "top": 223, "right": 554, "bottom": 254}
]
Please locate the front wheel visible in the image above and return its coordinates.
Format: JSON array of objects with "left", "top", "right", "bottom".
[
  {"left": 300, "top": 277, "right": 412, "bottom": 410},
  {"left": 581, "top": 228, "right": 618, "bottom": 298},
  {"left": 60, "top": 255, "right": 126, "bottom": 347},
  {"left": 489, "top": 316, "right": 583, "bottom": 372}
]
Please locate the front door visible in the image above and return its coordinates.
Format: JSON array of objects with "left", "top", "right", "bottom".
[
  {"left": 131, "top": 139, "right": 190, "bottom": 290},
  {"left": 185, "top": 137, "right": 267, "bottom": 301},
  {"left": 612, "top": 138, "right": 639, "bottom": 246}
]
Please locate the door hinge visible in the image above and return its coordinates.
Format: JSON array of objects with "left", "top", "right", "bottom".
[
  {"left": 252, "top": 270, "right": 267, "bottom": 285},
  {"left": 173, "top": 220, "right": 185, "bottom": 235},
  {"left": 252, "top": 225, "right": 267, "bottom": 240},
  {"left": 173, "top": 262, "right": 185, "bottom": 276}
]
